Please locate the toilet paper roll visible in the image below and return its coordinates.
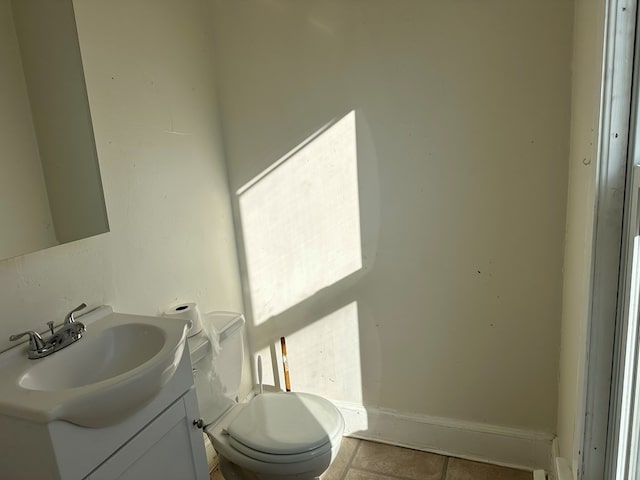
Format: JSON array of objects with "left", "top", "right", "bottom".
[{"left": 164, "top": 302, "right": 203, "bottom": 337}]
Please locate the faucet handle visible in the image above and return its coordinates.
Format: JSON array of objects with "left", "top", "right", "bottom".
[
  {"left": 46, "top": 321, "right": 55, "bottom": 335},
  {"left": 64, "top": 303, "right": 87, "bottom": 324},
  {"left": 9, "top": 331, "right": 45, "bottom": 351}
]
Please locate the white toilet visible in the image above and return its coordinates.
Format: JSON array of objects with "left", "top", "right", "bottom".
[{"left": 188, "top": 312, "right": 345, "bottom": 480}]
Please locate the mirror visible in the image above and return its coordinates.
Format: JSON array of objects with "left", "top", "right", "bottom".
[{"left": 0, "top": 0, "right": 108, "bottom": 261}]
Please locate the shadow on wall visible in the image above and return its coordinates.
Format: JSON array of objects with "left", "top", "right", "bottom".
[{"left": 235, "top": 110, "right": 379, "bottom": 425}]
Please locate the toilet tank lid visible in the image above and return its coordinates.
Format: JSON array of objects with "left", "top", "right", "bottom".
[{"left": 203, "top": 311, "right": 245, "bottom": 341}]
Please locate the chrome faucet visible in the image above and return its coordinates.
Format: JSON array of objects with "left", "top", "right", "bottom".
[{"left": 9, "top": 303, "right": 87, "bottom": 359}]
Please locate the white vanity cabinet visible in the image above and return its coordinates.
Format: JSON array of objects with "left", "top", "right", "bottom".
[
  {"left": 0, "top": 345, "right": 209, "bottom": 480},
  {"left": 86, "top": 388, "right": 207, "bottom": 480}
]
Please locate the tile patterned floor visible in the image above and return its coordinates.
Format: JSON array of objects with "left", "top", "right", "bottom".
[{"left": 209, "top": 438, "right": 532, "bottom": 480}]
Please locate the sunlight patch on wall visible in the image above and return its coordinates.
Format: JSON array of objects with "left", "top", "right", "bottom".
[
  {"left": 254, "top": 301, "right": 362, "bottom": 403},
  {"left": 238, "top": 111, "right": 362, "bottom": 326}
]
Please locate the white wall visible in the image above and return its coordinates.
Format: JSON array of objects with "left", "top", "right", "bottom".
[
  {"left": 211, "top": 0, "right": 573, "bottom": 435},
  {"left": 0, "top": 0, "right": 248, "bottom": 395},
  {"left": 0, "top": 0, "right": 56, "bottom": 258},
  {"left": 556, "top": 0, "right": 606, "bottom": 474}
]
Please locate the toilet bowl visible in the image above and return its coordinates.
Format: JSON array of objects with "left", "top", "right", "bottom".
[{"left": 188, "top": 312, "right": 344, "bottom": 480}]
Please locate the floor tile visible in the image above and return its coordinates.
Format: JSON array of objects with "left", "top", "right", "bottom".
[
  {"left": 345, "top": 469, "right": 400, "bottom": 480},
  {"left": 321, "top": 437, "right": 360, "bottom": 480},
  {"left": 445, "top": 458, "right": 531, "bottom": 480},
  {"left": 351, "top": 440, "right": 446, "bottom": 480}
]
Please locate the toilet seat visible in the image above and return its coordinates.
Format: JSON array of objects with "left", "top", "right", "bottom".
[
  {"left": 205, "top": 392, "right": 345, "bottom": 476},
  {"left": 227, "top": 436, "right": 332, "bottom": 464}
]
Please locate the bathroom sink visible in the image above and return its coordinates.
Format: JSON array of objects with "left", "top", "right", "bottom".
[
  {"left": 19, "top": 323, "right": 166, "bottom": 391},
  {"left": 0, "top": 307, "right": 189, "bottom": 428}
]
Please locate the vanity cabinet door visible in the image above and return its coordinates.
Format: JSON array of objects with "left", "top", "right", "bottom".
[{"left": 87, "top": 388, "right": 208, "bottom": 480}]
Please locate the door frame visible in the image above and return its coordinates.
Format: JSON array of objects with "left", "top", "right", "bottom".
[{"left": 583, "top": 1, "right": 637, "bottom": 479}]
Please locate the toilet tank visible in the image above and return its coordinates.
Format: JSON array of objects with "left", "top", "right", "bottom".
[{"left": 188, "top": 312, "right": 245, "bottom": 423}]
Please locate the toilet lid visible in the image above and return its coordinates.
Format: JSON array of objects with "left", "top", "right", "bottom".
[{"left": 227, "top": 392, "right": 343, "bottom": 455}]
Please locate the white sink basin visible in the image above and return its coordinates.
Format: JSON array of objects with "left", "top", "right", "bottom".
[{"left": 0, "top": 307, "right": 189, "bottom": 428}]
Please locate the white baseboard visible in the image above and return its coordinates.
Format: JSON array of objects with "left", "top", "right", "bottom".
[{"left": 333, "top": 400, "right": 553, "bottom": 474}]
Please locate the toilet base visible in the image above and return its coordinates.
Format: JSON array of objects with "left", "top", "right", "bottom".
[
  {"left": 218, "top": 457, "right": 256, "bottom": 480},
  {"left": 219, "top": 456, "right": 320, "bottom": 480}
]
